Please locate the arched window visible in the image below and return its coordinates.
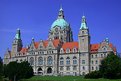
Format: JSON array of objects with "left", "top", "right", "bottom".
[
  {"left": 47, "top": 56, "right": 53, "bottom": 65},
  {"left": 66, "top": 57, "right": 70, "bottom": 65},
  {"left": 29, "top": 57, "right": 34, "bottom": 65},
  {"left": 60, "top": 57, "right": 64, "bottom": 65},
  {"left": 73, "top": 56, "right": 77, "bottom": 64},
  {"left": 38, "top": 57, "right": 43, "bottom": 65}
]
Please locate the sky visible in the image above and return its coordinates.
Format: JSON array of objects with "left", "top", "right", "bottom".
[{"left": 0, "top": 0, "right": 121, "bottom": 58}]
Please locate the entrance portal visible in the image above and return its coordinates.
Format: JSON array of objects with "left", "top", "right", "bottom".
[
  {"left": 47, "top": 67, "right": 52, "bottom": 74},
  {"left": 38, "top": 67, "right": 43, "bottom": 75}
]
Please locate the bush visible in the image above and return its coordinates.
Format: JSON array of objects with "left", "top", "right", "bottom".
[{"left": 84, "top": 71, "right": 102, "bottom": 79}]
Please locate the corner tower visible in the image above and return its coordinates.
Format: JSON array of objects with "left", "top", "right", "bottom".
[
  {"left": 78, "top": 16, "right": 90, "bottom": 52},
  {"left": 78, "top": 16, "right": 90, "bottom": 75},
  {"left": 49, "top": 6, "right": 73, "bottom": 42},
  {"left": 11, "top": 28, "right": 23, "bottom": 57}
]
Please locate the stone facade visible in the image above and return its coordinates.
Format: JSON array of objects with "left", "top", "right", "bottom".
[{"left": 4, "top": 7, "right": 117, "bottom": 76}]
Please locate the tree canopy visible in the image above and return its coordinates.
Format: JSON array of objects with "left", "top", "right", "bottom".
[
  {"left": 4, "top": 61, "right": 33, "bottom": 81},
  {"left": 85, "top": 52, "right": 121, "bottom": 79},
  {"left": 100, "top": 52, "right": 121, "bottom": 79}
]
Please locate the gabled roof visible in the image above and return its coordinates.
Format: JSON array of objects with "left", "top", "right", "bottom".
[
  {"left": 20, "top": 48, "right": 28, "bottom": 54},
  {"left": 33, "top": 39, "right": 60, "bottom": 49},
  {"left": 62, "top": 42, "right": 78, "bottom": 51}
]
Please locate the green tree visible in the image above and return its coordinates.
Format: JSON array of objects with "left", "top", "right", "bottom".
[
  {"left": 4, "top": 61, "right": 33, "bottom": 81},
  {"left": 100, "top": 52, "right": 121, "bottom": 79}
]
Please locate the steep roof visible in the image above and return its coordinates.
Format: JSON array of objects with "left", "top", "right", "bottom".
[{"left": 62, "top": 42, "right": 78, "bottom": 51}]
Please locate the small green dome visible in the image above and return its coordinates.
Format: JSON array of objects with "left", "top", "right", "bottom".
[{"left": 51, "top": 19, "right": 69, "bottom": 29}]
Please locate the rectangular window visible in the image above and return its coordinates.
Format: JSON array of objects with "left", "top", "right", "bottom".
[
  {"left": 73, "top": 60, "right": 77, "bottom": 64},
  {"left": 66, "top": 66, "right": 70, "bottom": 71},
  {"left": 60, "top": 61, "right": 64, "bottom": 65},
  {"left": 66, "top": 60, "right": 70, "bottom": 65},
  {"left": 73, "top": 66, "right": 77, "bottom": 70},
  {"left": 60, "top": 67, "right": 63, "bottom": 71},
  {"left": 82, "top": 60, "right": 85, "bottom": 64}
]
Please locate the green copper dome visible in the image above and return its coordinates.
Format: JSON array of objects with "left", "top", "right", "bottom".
[{"left": 51, "top": 19, "right": 69, "bottom": 29}]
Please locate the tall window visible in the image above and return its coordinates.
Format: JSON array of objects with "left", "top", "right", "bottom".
[
  {"left": 82, "top": 60, "right": 85, "bottom": 64},
  {"left": 91, "top": 60, "right": 93, "bottom": 64},
  {"left": 73, "top": 56, "right": 77, "bottom": 65},
  {"left": 95, "top": 60, "right": 98, "bottom": 64},
  {"left": 60, "top": 57, "right": 64, "bottom": 65},
  {"left": 66, "top": 57, "right": 70, "bottom": 65},
  {"left": 29, "top": 57, "right": 34, "bottom": 65},
  {"left": 47, "top": 56, "right": 53, "bottom": 65},
  {"left": 38, "top": 57, "right": 43, "bottom": 65}
]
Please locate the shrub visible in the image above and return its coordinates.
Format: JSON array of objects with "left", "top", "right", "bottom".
[{"left": 84, "top": 71, "right": 102, "bottom": 79}]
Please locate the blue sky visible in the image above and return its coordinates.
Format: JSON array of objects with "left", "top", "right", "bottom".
[{"left": 0, "top": 0, "right": 121, "bottom": 58}]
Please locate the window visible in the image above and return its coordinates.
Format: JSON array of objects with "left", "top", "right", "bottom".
[
  {"left": 95, "top": 60, "right": 98, "bottom": 64},
  {"left": 66, "top": 66, "right": 70, "bottom": 71},
  {"left": 82, "top": 60, "right": 85, "bottom": 64},
  {"left": 29, "top": 57, "right": 34, "bottom": 65},
  {"left": 73, "top": 66, "right": 77, "bottom": 70},
  {"left": 82, "top": 31, "right": 84, "bottom": 34},
  {"left": 60, "top": 57, "right": 64, "bottom": 65},
  {"left": 91, "top": 60, "right": 93, "bottom": 64},
  {"left": 91, "top": 55, "right": 94, "bottom": 58},
  {"left": 66, "top": 48, "right": 70, "bottom": 53},
  {"left": 101, "top": 54, "right": 103, "bottom": 58},
  {"left": 38, "top": 57, "right": 43, "bottom": 65},
  {"left": 60, "top": 67, "right": 63, "bottom": 71},
  {"left": 82, "top": 66, "right": 85, "bottom": 70},
  {"left": 95, "top": 54, "right": 97, "bottom": 58},
  {"left": 73, "top": 56, "right": 77, "bottom": 64},
  {"left": 96, "top": 66, "right": 98, "bottom": 70},
  {"left": 47, "top": 56, "right": 53, "bottom": 65},
  {"left": 66, "top": 57, "right": 70, "bottom": 65},
  {"left": 92, "top": 66, "right": 94, "bottom": 70},
  {"left": 73, "top": 48, "right": 77, "bottom": 53}
]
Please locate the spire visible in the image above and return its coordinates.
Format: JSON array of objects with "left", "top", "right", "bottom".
[
  {"left": 15, "top": 28, "right": 21, "bottom": 39},
  {"left": 80, "top": 16, "right": 88, "bottom": 29},
  {"left": 58, "top": 5, "right": 64, "bottom": 19}
]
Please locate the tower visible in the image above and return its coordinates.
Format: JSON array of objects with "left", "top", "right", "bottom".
[
  {"left": 78, "top": 16, "right": 90, "bottom": 75},
  {"left": 78, "top": 16, "right": 90, "bottom": 52},
  {"left": 49, "top": 6, "right": 73, "bottom": 42},
  {"left": 11, "top": 28, "right": 23, "bottom": 57}
]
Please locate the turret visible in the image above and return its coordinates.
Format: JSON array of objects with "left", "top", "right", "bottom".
[
  {"left": 11, "top": 28, "right": 23, "bottom": 57},
  {"left": 78, "top": 16, "right": 90, "bottom": 52}
]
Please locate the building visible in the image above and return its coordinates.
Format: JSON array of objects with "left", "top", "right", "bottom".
[{"left": 4, "top": 7, "right": 117, "bottom": 76}]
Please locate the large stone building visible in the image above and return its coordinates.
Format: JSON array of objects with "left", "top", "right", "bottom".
[{"left": 4, "top": 7, "right": 117, "bottom": 76}]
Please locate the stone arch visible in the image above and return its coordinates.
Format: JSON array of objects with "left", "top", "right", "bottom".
[
  {"left": 38, "top": 67, "right": 43, "bottom": 75},
  {"left": 47, "top": 67, "right": 52, "bottom": 74}
]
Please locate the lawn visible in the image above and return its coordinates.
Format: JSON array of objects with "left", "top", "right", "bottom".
[{"left": 21, "top": 76, "right": 121, "bottom": 81}]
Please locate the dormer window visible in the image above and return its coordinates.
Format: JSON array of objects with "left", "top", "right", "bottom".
[
  {"left": 73, "top": 48, "right": 77, "bottom": 53},
  {"left": 66, "top": 48, "right": 70, "bottom": 53},
  {"left": 60, "top": 48, "right": 64, "bottom": 53}
]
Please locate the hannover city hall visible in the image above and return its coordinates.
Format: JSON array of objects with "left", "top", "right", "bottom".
[{"left": 4, "top": 7, "right": 116, "bottom": 76}]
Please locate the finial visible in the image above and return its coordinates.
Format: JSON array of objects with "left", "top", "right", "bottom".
[
  {"left": 17, "top": 28, "right": 20, "bottom": 30},
  {"left": 32, "top": 37, "right": 34, "bottom": 42},
  {"left": 59, "top": 4, "right": 63, "bottom": 11}
]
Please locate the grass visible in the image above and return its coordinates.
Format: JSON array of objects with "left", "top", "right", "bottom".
[{"left": 21, "top": 76, "right": 121, "bottom": 81}]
